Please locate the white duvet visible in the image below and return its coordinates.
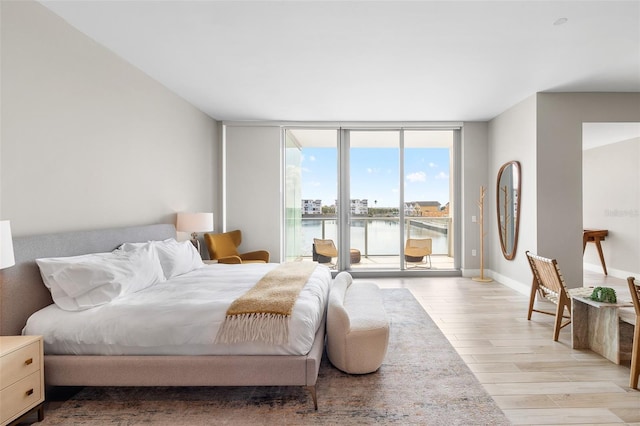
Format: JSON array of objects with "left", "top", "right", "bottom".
[{"left": 23, "top": 263, "right": 332, "bottom": 356}]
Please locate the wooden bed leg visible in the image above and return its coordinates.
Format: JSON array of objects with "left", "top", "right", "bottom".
[{"left": 307, "top": 385, "right": 318, "bottom": 410}]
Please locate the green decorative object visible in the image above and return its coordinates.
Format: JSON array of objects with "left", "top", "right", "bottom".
[{"left": 590, "top": 286, "right": 617, "bottom": 303}]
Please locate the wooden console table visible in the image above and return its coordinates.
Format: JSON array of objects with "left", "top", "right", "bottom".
[
  {"left": 583, "top": 229, "right": 608, "bottom": 275},
  {"left": 571, "top": 296, "right": 634, "bottom": 364}
]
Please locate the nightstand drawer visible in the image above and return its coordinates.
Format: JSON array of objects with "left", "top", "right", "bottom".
[
  {"left": 0, "top": 371, "right": 43, "bottom": 424},
  {"left": 0, "top": 341, "right": 40, "bottom": 388}
]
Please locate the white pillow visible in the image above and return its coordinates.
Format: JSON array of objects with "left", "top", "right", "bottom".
[
  {"left": 119, "top": 239, "right": 204, "bottom": 279},
  {"left": 36, "top": 244, "right": 165, "bottom": 311}
]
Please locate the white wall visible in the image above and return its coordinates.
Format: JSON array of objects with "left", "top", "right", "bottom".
[
  {"left": 460, "top": 122, "right": 489, "bottom": 275},
  {"left": 224, "top": 125, "right": 282, "bottom": 262},
  {"left": 487, "top": 93, "right": 640, "bottom": 292},
  {"left": 0, "top": 1, "right": 218, "bottom": 237},
  {"left": 583, "top": 137, "right": 640, "bottom": 278},
  {"left": 536, "top": 93, "right": 640, "bottom": 288},
  {"left": 487, "top": 95, "right": 537, "bottom": 293}
]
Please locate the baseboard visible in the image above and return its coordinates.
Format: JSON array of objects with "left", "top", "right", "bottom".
[
  {"left": 460, "top": 268, "right": 479, "bottom": 278},
  {"left": 583, "top": 262, "right": 639, "bottom": 280},
  {"left": 461, "top": 268, "right": 530, "bottom": 296},
  {"left": 486, "top": 270, "right": 530, "bottom": 296}
]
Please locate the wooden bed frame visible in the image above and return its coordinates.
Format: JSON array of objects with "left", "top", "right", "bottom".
[{"left": 0, "top": 224, "right": 325, "bottom": 409}]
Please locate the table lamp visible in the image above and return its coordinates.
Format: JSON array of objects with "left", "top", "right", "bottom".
[
  {"left": 176, "top": 212, "right": 214, "bottom": 254},
  {"left": 1, "top": 220, "right": 15, "bottom": 269}
]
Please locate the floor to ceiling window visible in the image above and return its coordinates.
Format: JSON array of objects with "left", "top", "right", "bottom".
[
  {"left": 403, "top": 130, "right": 456, "bottom": 265},
  {"left": 284, "top": 126, "right": 458, "bottom": 274},
  {"left": 284, "top": 128, "right": 338, "bottom": 263},
  {"left": 346, "top": 130, "right": 401, "bottom": 269}
]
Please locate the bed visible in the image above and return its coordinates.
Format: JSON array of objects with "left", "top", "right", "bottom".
[{"left": 0, "top": 224, "right": 331, "bottom": 409}]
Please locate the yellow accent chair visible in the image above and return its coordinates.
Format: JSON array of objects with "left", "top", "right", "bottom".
[
  {"left": 404, "top": 238, "right": 432, "bottom": 269},
  {"left": 204, "top": 230, "right": 269, "bottom": 264}
]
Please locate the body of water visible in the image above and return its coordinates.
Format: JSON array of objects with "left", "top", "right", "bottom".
[{"left": 301, "top": 218, "right": 450, "bottom": 256}]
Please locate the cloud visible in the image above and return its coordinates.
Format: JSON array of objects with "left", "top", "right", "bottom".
[
  {"left": 367, "top": 167, "right": 381, "bottom": 174},
  {"left": 406, "top": 171, "right": 426, "bottom": 182},
  {"left": 309, "top": 155, "right": 316, "bottom": 162},
  {"left": 435, "top": 171, "right": 449, "bottom": 180},
  {"left": 429, "top": 162, "right": 437, "bottom": 168}
]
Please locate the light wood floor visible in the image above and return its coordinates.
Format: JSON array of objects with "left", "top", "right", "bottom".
[{"left": 375, "top": 272, "right": 640, "bottom": 425}]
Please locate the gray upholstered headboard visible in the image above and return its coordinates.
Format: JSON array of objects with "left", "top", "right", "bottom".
[{"left": 0, "top": 224, "right": 176, "bottom": 336}]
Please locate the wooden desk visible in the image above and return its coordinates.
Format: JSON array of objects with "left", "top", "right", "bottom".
[{"left": 583, "top": 229, "right": 608, "bottom": 275}]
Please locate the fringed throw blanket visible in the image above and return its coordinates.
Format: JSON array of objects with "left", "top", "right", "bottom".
[{"left": 215, "top": 262, "right": 318, "bottom": 345}]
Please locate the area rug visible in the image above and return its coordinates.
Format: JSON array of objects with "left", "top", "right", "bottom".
[{"left": 35, "top": 289, "right": 509, "bottom": 425}]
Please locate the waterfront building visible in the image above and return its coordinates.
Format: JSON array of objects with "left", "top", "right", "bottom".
[
  {"left": 351, "top": 199, "right": 368, "bottom": 215},
  {"left": 302, "top": 199, "right": 322, "bottom": 215},
  {"left": 404, "top": 201, "right": 443, "bottom": 217}
]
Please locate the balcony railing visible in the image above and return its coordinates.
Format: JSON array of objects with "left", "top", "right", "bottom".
[{"left": 302, "top": 216, "right": 452, "bottom": 258}]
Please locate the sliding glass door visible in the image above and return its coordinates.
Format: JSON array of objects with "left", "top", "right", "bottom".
[
  {"left": 346, "top": 130, "right": 401, "bottom": 269},
  {"left": 403, "top": 130, "right": 455, "bottom": 266},
  {"left": 284, "top": 126, "right": 456, "bottom": 273}
]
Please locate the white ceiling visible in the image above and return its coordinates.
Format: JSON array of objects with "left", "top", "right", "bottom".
[{"left": 39, "top": 1, "right": 640, "bottom": 122}]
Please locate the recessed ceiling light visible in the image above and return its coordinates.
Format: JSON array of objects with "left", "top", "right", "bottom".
[{"left": 554, "top": 17, "right": 568, "bottom": 26}]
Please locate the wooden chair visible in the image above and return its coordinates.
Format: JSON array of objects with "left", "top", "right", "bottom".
[
  {"left": 313, "top": 238, "right": 338, "bottom": 268},
  {"left": 525, "top": 251, "right": 574, "bottom": 341},
  {"left": 627, "top": 276, "right": 640, "bottom": 389},
  {"left": 404, "top": 238, "right": 432, "bottom": 269},
  {"left": 204, "top": 230, "right": 269, "bottom": 264}
]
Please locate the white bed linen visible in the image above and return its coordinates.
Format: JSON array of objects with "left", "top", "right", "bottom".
[{"left": 23, "top": 263, "right": 332, "bottom": 356}]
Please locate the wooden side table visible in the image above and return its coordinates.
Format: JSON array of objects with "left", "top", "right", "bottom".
[
  {"left": 350, "top": 249, "right": 361, "bottom": 264},
  {"left": 0, "top": 335, "right": 45, "bottom": 426},
  {"left": 583, "top": 229, "right": 609, "bottom": 275}
]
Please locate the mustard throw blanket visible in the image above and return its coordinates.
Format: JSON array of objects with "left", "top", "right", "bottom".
[{"left": 215, "top": 262, "right": 318, "bottom": 345}]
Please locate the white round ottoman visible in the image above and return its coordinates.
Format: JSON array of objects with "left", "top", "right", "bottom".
[{"left": 326, "top": 272, "right": 390, "bottom": 374}]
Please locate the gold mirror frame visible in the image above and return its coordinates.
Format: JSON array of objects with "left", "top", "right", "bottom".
[{"left": 496, "top": 161, "right": 521, "bottom": 260}]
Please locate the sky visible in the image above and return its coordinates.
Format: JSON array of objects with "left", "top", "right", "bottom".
[{"left": 301, "top": 147, "right": 450, "bottom": 208}]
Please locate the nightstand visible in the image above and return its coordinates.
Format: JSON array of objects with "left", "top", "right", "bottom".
[{"left": 0, "top": 336, "right": 44, "bottom": 426}]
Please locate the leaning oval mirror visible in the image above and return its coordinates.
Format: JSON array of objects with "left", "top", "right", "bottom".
[{"left": 496, "top": 161, "right": 521, "bottom": 260}]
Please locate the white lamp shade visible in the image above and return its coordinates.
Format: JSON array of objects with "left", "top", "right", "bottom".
[
  {"left": 1, "top": 220, "right": 15, "bottom": 269},
  {"left": 176, "top": 212, "right": 214, "bottom": 233}
]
